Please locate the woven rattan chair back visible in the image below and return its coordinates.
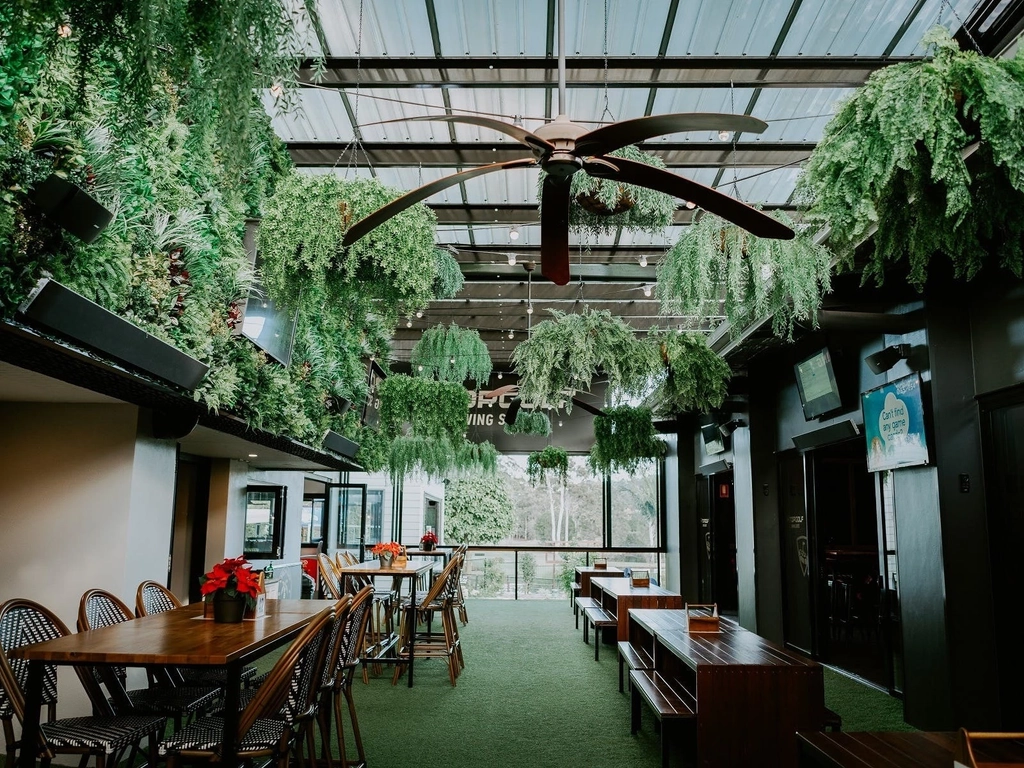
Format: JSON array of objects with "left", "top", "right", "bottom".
[
  {"left": 77, "top": 589, "right": 134, "bottom": 684},
  {"left": 317, "top": 554, "right": 342, "bottom": 600},
  {"left": 135, "top": 581, "right": 182, "bottom": 617},
  {"left": 336, "top": 586, "right": 373, "bottom": 678}
]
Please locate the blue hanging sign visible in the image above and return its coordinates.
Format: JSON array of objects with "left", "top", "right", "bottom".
[{"left": 861, "top": 373, "right": 930, "bottom": 473}]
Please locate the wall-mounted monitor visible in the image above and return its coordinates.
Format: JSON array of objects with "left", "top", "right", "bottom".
[
  {"left": 794, "top": 348, "right": 843, "bottom": 420},
  {"left": 862, "top": 373, "right": 930, "bottom": 472},
  {"left": 701, "top": 423, "right": 726, "bottom": 455},
  {"left": 237, "top": 219, "right": 298, "bottom": 366}
]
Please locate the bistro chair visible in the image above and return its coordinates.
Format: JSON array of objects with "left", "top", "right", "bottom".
[
  {"left": 330, "top": 586, "right": 374, "bottom": 768},
  {"left": 392, "top": 553, "right": 464, "bottom": 687},
  {"left": 134, "top": 580, "right": 258, "bottom": 688},
  {"left": 77, "top": 589, "right": 221, "bottom": 732},
  {"left": 158, "top": 605, "right": 336, "bottom": 768},
  {"left": 317, "top": 553, "right": 343, "bottom": 600},
  {"left": 452, "top": 544, "right": 470, "bottom": 625},
  {"left": 0, "top": 598, "right": 167, "bottom": 768}
]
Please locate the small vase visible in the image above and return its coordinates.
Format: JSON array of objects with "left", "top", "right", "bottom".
[
  {"left": 212, "top": 590, "right": 246, "bottom": 623},
  {"left": 378, "top": 554, "right": 393, "bottom": 568},
  {"left": 421, "top": 541, "right": 435, "bottom": 551}
]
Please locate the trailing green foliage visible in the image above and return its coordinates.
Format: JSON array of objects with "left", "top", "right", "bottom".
[
  {"left": 433, "top": 248, "right": 465, "bottom": 299},
  {"left": 444, "top": 473, "right": 516, "bottom": 544},
  {"left": 387, "top": 435, "right": 498, "bottom": 483},
  {"left": 503, "top": 409, "right": 552, "bottom": 437},
  {"left": 541, "top": 145, "right": 676, "bottom": 237},
  {"left": 646, "top": 329, "right": 731, "bottom": 417},
  {"left": 6, "top": 0, "right": 322, "bottom": 160},
  {"left": 657, "top": 211, "right": 833, "bottom": 339},
  {"left": 258, "top": 172, "right": 440, "bottom": 319},
  {"left": 588, "top": 405, "right": 665, "bottom": 476},
  {"left": 795, "top": 27, "right": 1024, "bottom": 288},
  {"left": 377, "top": 374, "right": 470, "bottom": 443},
  {"left": 527, "top": 445, "right": 570, "bottom": 487},
  {"left": 512, "top": 307, "right": 660, "bottom": 412},
  {"left": 410, "top": 323, "right": 492, "bottom": 386}
]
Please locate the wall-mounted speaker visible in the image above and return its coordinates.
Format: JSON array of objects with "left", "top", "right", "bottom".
[
  {"left": 152, "top": 410, "right": 200, "bottom": 440},
  {"left": 792, "top": 419, "right": 860, "bottom": 451},
  {"left": 323, "top": 430, "right": 360, "bottom": 460},
  {"left": 31, "top": 174, "right": 113, "bottom": 243}
]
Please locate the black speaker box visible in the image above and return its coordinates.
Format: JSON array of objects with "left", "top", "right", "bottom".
[
  {"left": 31, "top": 174, "right": 113, "bottom": 243},
  {"left": 792, "top": 419, "right": 860, "bottom": 450},
  {"left": 323, "top": 430, "right": 360, "bottom": 459}
]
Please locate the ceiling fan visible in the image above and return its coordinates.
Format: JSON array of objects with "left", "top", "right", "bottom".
[{"left": 341, "top": 0, "right": 794, "bottom": 285}]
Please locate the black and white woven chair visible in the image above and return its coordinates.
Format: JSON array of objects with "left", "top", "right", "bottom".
[
  {"left": 331, "top": 586, "right": 374, "bottom": 768},
  {"left": 134, "top": 580, "right": 258, "bottom": 688},
  {"left": 317, "top": 553, "right": 343, "bottom": 600},
  {"left": 77, "top": 589, "right": 221, "bottom": 732},
  {"left": 159, "top": 605, "right": 336, "bottom": 768},
  {"left": 0, "top": 598, "right": 167, "bottom": 768}
]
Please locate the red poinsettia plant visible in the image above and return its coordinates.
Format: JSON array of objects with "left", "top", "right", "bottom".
[
  {"left": 370, "top": 541, "right": 403, "bottom": 558},
  {"left": 199, "top": 556, "right": 263, "bottom": 608},
  {"left": 420, "top": 530, "right": 438, "bottom": 545}
]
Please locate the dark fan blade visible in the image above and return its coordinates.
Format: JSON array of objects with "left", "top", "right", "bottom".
[
  {"left": 576, "top": 113, "right": 768, "bottom": 157},
  {"left": 483, "top": 384, "right": 519, "bottom": 399},
  {"left": 342, "top": 158, "right": 537, "bottom": 246},
  {"left": 369, "top": 115, "right": 554, "bottom": 154},
  {"left": 585, "top": 156, "right": 794, "bottom": 240},
  {"left": 505, "top": 398, "right": 523, "bottom": 425},
  {"left": 540, "top": 176, "right": 571, "bottom": 285},
  {"left": 571, "top": 396, "right": 606, "bottom": 417}
]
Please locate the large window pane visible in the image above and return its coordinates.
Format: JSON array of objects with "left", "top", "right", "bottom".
[
  {"left": 499, "top": 455, "right": 603, "bottom": 546},
  {"left": 610, "top": 462, "right": 660, "bottom": 548}
]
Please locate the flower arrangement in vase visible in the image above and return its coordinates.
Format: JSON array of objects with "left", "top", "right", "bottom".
[
  {"left": 199, "top": 556, "right": 264, "bottom": 623},
  {"left": 420, "top": 530, "right": 439, "bottom": 551},
  {"left": 371, "top": 541, "right": 403, "bottom": 568}
]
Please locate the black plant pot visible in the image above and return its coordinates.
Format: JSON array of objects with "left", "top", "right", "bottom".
[{"left": 212, "top": 591, "right": 246, "bottom": 623}]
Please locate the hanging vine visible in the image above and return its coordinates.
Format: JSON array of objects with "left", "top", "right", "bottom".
[{"left": 410, "top": 323, "right": 492, "bottom": 386}]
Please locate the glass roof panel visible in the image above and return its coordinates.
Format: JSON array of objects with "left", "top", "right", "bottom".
[
  {"left": 752, "top": 88, "right": 855, "bottom": 142},
  {"left": 264, "top": 89, "right": 354, "bottom": 142},
  {"left": 433, "top": 0, "right": 549, "bottom": 57},
  {"left": 666, "top": 0, "right": 794, "bottom": 56},
  {"left": 563, "top": 0, "right": 672, "bottom": 56},
  {"left": 316, "top": 0, "right": 434, "bottom": 56},
  {"left": 892, "top": 0, "right": 985, "bottom": 55}
]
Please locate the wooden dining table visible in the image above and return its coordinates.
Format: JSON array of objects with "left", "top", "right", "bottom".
[
  {"left": 589, "top": 576, "right": 684, "bottom": 641},
  {"left": 336, "top": 559, "right": 436, "bottom": 687},
  {"left": 11, "top": 598, "right": 336, "bottom": 768}
]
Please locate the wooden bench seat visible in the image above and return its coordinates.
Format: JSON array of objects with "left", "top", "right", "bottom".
[
  {"left": 617, "top": 640, "right": 654, "bottom": 692},
  {"left": 582, "top": 605, "right": 617, "bottom": 660},
  {"left": 573, "top": 596, "right": 600, "bottom": 629},
  {"left": 629, "top": 669, "right": 697, "bottom": 768},
  {"left": 570, "top": 581, "right": 581, "bottom": 609}
]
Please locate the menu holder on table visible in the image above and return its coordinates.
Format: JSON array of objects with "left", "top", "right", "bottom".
[
  {"left": 686, "top": 602, "right": 720, "bottom": 632},
  {"left": 630, "top": 569, "right": 650, "bottom": 587},
  {"left": 394, "top": 546, "right": 408, "bottom": 568},
  {"left": 593, "top": 558, "right": 608, "bottom": 570}
]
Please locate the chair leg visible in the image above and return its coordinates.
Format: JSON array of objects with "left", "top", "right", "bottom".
[
  {"left": 595, "top": 625, "right": 601, "bottom": 661},
  {"left": 630, "top": 681, "right": 641, "bottom": 734},
  {"left": 661, "top": 721, "right": 670, "bottom": 768},
  {"left": 618, "top": 655, "right": 624, "bottom": 692},
  {"left": 343, "top": 685, "right": 366, "bottom": 765}
]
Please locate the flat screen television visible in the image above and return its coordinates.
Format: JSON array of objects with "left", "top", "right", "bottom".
[
  {"left": 794, "top": 348, "right": 843, "bottom": 420},
  {"left": 862, "top": 373, "right": 930, "bottom": 472},
  {"left": 238, "top": 219, "right": 298, "bottom": 366}
]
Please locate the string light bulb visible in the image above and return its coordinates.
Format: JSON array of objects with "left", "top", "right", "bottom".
[
  {"left": 509, "top": 226, "right": 520, "bottom": 241},
  {"left": 417, "top": 365, "right": 424, "bottom": 372},
  {"left": 639, "top": 255, "right": 648, "bottom": 268},
  {"left": 449, "top": 357, "right": 456, "bottom": 364},
  {"left": 508, "top": 330, "right": 514, "bottom": 340},
  {"left": 497, "top": 371, "right": 503, "bottom": 380},
  {"left": 406, "top": 318, "right": 413, "bottom": 328},
  {"left": 685, "top": 200, "right": 697, "bottom": 210},
  {"left": 558, "top": 419, "right": 564, "bottom": 427},
  {"left": 415, "top": 309, "right": 423, "bottom": 318},
  {"left": 527, "top": 305, "right": 533, "bottom": 315},
  {"left": 642, "top": 284, "right": 653, "bottom": 297},
  {"left": 269, "top": 82, "right": 284, "bottom": 98},
  {"left": 718, "top": 129, "right": 731, "bottom": 141},
  {"left": 507, "top": 252, "right": 517, "bottom": 266}
]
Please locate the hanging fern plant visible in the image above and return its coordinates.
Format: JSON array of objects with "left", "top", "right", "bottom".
[
  {"left": 512, "top": 307, "right": 660, "bottom": 412},
  {"left": 387, "top": 435, "right": 498, "bottom": 482},
  {"left": 588, "top": 405, "right": 665, "bottom": 476},
  {"left": 376, "top": 374, "right": 469, "bottom": 443},
  {"left": 433, "top": 248, "right": 465, "bottom": 299},
  {"left": 259, "top": 173, "right": 439, "bottom": 316},
  {"left": 503, "top": 409, "right": 551, "bottom": 437},
  {"left": 410, "top": 323, "right": 492, "bottom": 386},
  {"left": 646, "top": 329, "right": 731, "bottom": 417},
  {"left": 527, "top": 445, "right": 570, "bottom": 487},
  {"left": 657, "top": 211, "right": 832, "bottom": 339},
  {"left": 795, "top": 27, "right": 1024, "bottom": 288}
]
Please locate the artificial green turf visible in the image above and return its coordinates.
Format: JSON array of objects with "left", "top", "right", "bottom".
[{"left": 823, "top": 666, "right": 913, "bottom": 732}]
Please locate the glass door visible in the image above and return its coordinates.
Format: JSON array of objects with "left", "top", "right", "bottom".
[{"left": 329, "top": 484, "right": 368, "bottom": 560}]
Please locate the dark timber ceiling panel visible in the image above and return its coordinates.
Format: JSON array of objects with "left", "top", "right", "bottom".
[{"left": 271, "top": 0, "right": 1022, "bottom": 365}]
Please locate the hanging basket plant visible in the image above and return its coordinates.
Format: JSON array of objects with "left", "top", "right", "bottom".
[
  {"left": 259, "top": 173, "right": 440, "bottom": 316},
  {"left": 512, "top": 307, "right": 660, "bottom": 412},
  {"left": 588, "top": 405, "right": 665, "bottom": 476},
  {"left": 657, "top": 211, "right": 832, "bottom": 339},
  {"left": 410, "top": 323, "right": 492, "bottom": 386},
  {"left": 646, "top": 329, "right": 731, "bottom": 417},
  {"left": 527, "top": 445, "right": 570, "bottom": 487},
  {"left": 795, "top": 27, "right": 1024, "bottom": 289},
  {"left": 387, "top": 435, "right": 498, "bottom": 483},
  {"left": 433, "top": 247, "right": 464, "bottom": 299},
  {"left": 503, "top": 409, "right": 551, "bottom": 437},
  {"left": 538, "top": 145, "right": 676, "bottom": 237}
]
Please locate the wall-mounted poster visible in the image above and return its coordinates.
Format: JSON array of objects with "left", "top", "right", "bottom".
[{"left": 862, "top": 373, "right": 930, "bottom": 472}]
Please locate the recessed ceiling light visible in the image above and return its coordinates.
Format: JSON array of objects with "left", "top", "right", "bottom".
[{"left": 248, "top": 453, "right": 258, "bottom": 458}]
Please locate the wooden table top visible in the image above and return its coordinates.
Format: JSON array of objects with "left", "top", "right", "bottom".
[
  {"left": 589, "top": 576, "right": 680, "bottom": 599},
  {"left": 659, "top": 623, "right": 818, "bottom": 669},
  {"left": 337, "top": 560, "right": 435, "bottom": 578},
  {"left": 10, "top": 599, "right": 335, "bottom": 666},
  {"left": 798, "top": 730, "right": 1024, "bottom": 767},
  {"left": 575, "top": 566, "right": 626, "bottom": 576}
]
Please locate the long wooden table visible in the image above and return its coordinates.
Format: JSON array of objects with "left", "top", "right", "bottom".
[
  {"left": 798, "top": 730, "right": 1024, "bottom": 767},
  {"left": 11, "top": 598, "right": 335, "bottom": 768},
  {"left": 629, "top": 608, "right": 823, "bottom": 768},
  {"left": 589, "top": 576, "right": 683, "bottom": 641},
  {"left": 575, "top": 565, "right": 625, "bottom": 599},
  {"left": 337, "top": 559, "right": 435, "bottom": 687}
]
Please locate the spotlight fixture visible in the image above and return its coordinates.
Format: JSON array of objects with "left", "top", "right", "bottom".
[
  {"left": 718, "top": 129, "right": 732, "bottom": 141},
  {"left": 865, "top": 344, "right": 911, "bottom": 375},
  {"left": 507, "top": 252, "right": 517, "bottom": 266},
  {"left": 509, "top": 226, "right": 520, "bottom": 241},
  {"left": 415, "top": 309, "right": 423, "bottom": 318},
  {"left": 639, "top": 255, "right": 648, "bottom": 268},
  {"left": 642, "top": 284, "right": 652, "bottom": 297}
]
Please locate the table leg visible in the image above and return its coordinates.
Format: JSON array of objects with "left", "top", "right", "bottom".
[
  {"left": 407, "top": 575, "right": 416, "bottom": 688},
  {"left": 18, "top": 661, "right": 43, "bottom": 768},
  {"left": 220, "top": 662, "right": 242, "bottom": 765}
]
